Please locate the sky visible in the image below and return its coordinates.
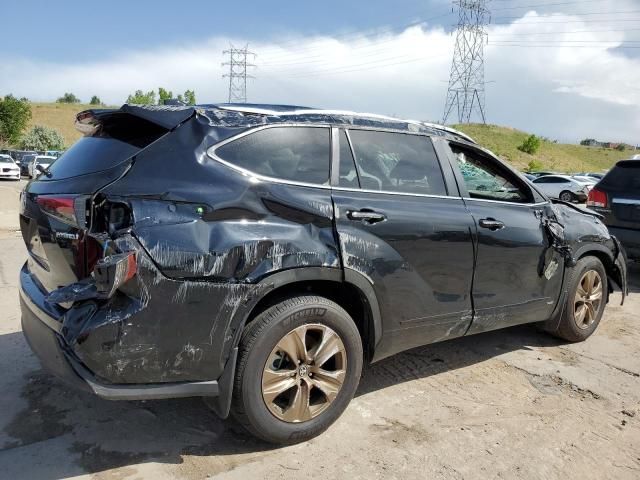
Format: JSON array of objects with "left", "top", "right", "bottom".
[{"left": 2, "top": 0, "right": 640, "bottom": 144}]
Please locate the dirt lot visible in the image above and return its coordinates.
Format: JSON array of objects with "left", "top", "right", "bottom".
[{"left": 0, "top": 178, "right": 638, "bottom": 480}]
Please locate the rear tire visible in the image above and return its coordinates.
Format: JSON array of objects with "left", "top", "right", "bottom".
[
  {"left": 231, "top": 295, "right": 363, "bottom": 444},
  {"left": 559, "top": 190, "right": 575, "bottom": 202},
  {"left": 548, "top": 256, "right": 607, "bottom": 342}
]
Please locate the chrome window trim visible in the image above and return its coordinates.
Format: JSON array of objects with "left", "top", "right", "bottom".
[
  {"left": 612, "top": 198, "right": 640, "bottom": 205},
  {"left": 463, "top": 197, "right": 549, "bottom": 207},
  {"left": 207, "top": 123, "right": 460, "bottom": 198},
  {"left": 332, "top": 185, "right": 461, "bottom": 200}
]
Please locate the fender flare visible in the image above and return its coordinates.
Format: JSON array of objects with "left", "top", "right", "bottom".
[{"left": 243, "top": 266, "right": 383, "bottom": 349}]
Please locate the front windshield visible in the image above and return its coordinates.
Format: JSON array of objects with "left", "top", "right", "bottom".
[{"left": 0, "top": 157, "right": 13, "bottom": 163}]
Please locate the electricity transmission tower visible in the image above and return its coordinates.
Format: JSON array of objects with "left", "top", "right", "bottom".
[
  {"left": 222, "top": 44, "right": 256, "bottom": 103},
  {"left": 442, "top": 0, "right": 491, "bottom": 124}
]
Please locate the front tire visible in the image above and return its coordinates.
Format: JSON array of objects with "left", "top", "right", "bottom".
[
  {"left": 231, "top": 295, "right": 363, "bottom": 444},
  {"left": 549, "top": 256, "right": 607, "bottom": 342}
]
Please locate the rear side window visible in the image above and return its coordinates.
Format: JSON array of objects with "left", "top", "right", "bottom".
[
  {"left": 347, "top": 130, "right": 447, "bottom": 195},
  {"left": 44, "top": 113, "right": 168, "bottom": 181},
  {"left": 599, "top": 162, "right": 640, "bottom": 191},
  {"left": 215, "top": 127, "right": 331, "bottom": 185}
]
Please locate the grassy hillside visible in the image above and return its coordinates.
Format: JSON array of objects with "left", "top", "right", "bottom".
[
  {"left": 24, "top": 104, "right": 631, "bottom": 173},
  {"left": 28, "top": 102, "right": 112, "bottom": 147},
  {"left": 453, "top": 123, "right": 631, "bottom": 174}
]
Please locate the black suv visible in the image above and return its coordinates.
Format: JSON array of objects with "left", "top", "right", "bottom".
[
  {"left": 19, "top": 104, "right": 628, "bottom": 444},
  {"left": 588, "top": 160, "right": 640, "bottom": 259}
]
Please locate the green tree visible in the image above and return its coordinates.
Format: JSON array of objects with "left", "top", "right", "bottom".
[
  {"left": 158, "top": 87, "right": 173, "bottom": 104},
  {"left": 616, "top": 144, "right": 626, "bottom": 152},
  {"left": 126, "top": 89, "right": 156, "bottom": 104},
  {"left": 183, "top": 89, "right": 196, "bottom": 105},
  {"left": 56, "top": 92, "right": 81, "bottom": 103},
  {"left": 20, "top": 125, "right": 65, "bottom": 150},
  {"left": 89, "top": 95, "right": 102, "bottom": 105},
  {"left": 0, "top": 94, "right": 32, "bottom": 146},
  {"left": 517, "top": 134, "right": 541, "bottom": 155}
]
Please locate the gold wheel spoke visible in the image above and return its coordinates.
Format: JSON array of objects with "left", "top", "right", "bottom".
[
  {"left": 585, "top": 302, "right": 596, "bottom": 325},
  {"left": 575, "top": 303, "right": 587, "bottom": 325},
  {"left": 576, "top": 283, "right": 589, "bottom": 298},
  {"left": 262, "top": 369, "right": 297, "bottom": 403},
  {"left": 312, "top": 329, "right": 343, "bottom": 368},
  {"left": 310, "top": 367, "right": 345, "bottom": 402},
  {"left": 277, "top": 326, "right": 308, "bottom": 365},
  {"left": 283, "top": 382, "right": 311, "bottom": 422}
]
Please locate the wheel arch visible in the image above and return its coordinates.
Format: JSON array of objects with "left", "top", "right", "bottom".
[
  {"left": 239, "top": 267, "right": 382, "bottom": 363},
  {"left": 573, "top": 243, "right": 618, "bottom": 294}
]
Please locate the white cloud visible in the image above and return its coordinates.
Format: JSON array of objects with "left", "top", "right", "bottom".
[{"left": 1, "top": 8, "right": 639, "bottom": 144}]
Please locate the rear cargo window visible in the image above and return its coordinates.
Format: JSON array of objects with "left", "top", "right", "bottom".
[
  {"left": 599, "top": 162, "right": 640, "bottom": 190},
  {"left": 214, "top": 126, "right": 331, "bottom": 185},
  {"left": 42, "top": 113, "right": 167, "bottom": 180}
]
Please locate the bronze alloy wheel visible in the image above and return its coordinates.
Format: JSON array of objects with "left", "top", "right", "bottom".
[
  {"left": 574, "top": 269, "right": 603, "bottom": 329},
  {"left": 261, "top": 323, "right": 347, "bottom": 423}
]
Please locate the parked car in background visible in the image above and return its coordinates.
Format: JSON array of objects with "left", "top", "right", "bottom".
[
  {"left": 527, "top": 171, "right": 557, "bottom": 178},
  {"left": 577, "top": 172, "right": 606, "bottom": 180},
  {"left": 588, "top": 159, "right": 640, "bottom": 259},
  {"left": 523, "top": 173, "right": 537, "bottom": 181},
  {"left": 20, "top": 154, "right": 37, "bottom": 176},
  {"left": 18, "top": 104, "right": 628, "bottom": 444},
  {"left": 0, "top": 154, "right": 21, "bottom": 180},
  {"left": 532, "top": 174, "right": 591, "bottom": 202},
  {"left": 27, "top": 155, "right": 56, "bottom": 179},
  {"left": 572, "top": 175, "right": 598, "bottom": 185},
  {"left": 1, "top": 153, "right": 20, "bottom": 166}
]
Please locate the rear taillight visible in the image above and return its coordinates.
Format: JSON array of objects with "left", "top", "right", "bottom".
[
  {"left": 36, "top": 195, "right": 89, "bottom": 227},
  {"left": 37, "top": 196, "right": 77, "bottom": 225},
  {"left": 587, "top": 188, "right": 608, "bottom": 208}
]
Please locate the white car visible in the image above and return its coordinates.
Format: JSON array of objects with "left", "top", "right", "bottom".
[
  {"left": 28, "top": 155, "right": 56, "bottom": 179},
  {"left": 0, "top": 154, "right": 21, "bottom": 180},
  {"left": 572, "top": 175, "right": 599, "bottom": 185},
  {"left": 532, "top": 174, "right": 591, "bottom": 202}
]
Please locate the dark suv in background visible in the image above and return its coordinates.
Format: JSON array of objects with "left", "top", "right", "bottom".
[
  {"left": 588, "top": 159, "right": 640, "bottom": 259},
  {"left": 19, "top": 104, "right": 628, "bottom": 444}
]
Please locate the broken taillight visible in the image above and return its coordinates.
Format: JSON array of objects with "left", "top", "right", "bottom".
[
  {"left": 587, "top": 188, "right": 608, "bottom": 208},
  {"left": 93, "top": 251, "right": 137, "bottom": 297}
]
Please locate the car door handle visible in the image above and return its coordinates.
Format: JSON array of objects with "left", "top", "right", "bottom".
[
  {"left": 347, "top": 210, "right": 387, "bottom": 224},
  {"left": 479, "top": 218, "right": 505, "bottom": 231}
]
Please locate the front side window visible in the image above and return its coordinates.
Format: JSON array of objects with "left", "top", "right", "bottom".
[
  {"left": 452, "top": 144, "right": 530, "bottom": 203},
  {"left": 347, "top": 130, "right": 447, "bottom": 195},
  {"left": 215, "top": 126, "right": 331, "bottom": 184}
]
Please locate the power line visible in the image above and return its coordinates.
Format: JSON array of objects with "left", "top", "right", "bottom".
[
  {"left": 259, "top": 13, "right": 453, "bottom": 63},
  {"left": 492, "top": 0, "right": 607, "bottom": 10},
  {"left": 494, "top": 9, "right": 640, "bottom": 19},
  {"left": 443, "top": 0, "right": 491, "bottom": 125},
  {"left": 222, "top": 44, "right": 256, "bottom": 103}
]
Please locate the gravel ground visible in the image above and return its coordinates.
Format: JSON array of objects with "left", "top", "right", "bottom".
[{"left": 0, "top": 178, "right": 638, "bottom": 480}]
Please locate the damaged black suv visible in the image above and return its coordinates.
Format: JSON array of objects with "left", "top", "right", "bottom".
[{"left": 19, "top": 104, "right": 628, "bottom": 444}]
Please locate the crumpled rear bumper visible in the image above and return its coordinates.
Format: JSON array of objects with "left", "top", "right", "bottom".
[{"left": 19, "top": 263, "right": 225, "bottom": 402}]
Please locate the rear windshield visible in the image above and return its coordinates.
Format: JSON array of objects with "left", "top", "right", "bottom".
[
  {"left": 599, "top": 162, "right": 640, "bottom": 191},
  {"left": 42, "top": 113, "right": 168, "bottom": 180}
]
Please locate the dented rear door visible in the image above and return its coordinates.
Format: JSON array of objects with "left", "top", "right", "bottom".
[{"left": 332, "top": 129, "right": 476, "bottom": 359}]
